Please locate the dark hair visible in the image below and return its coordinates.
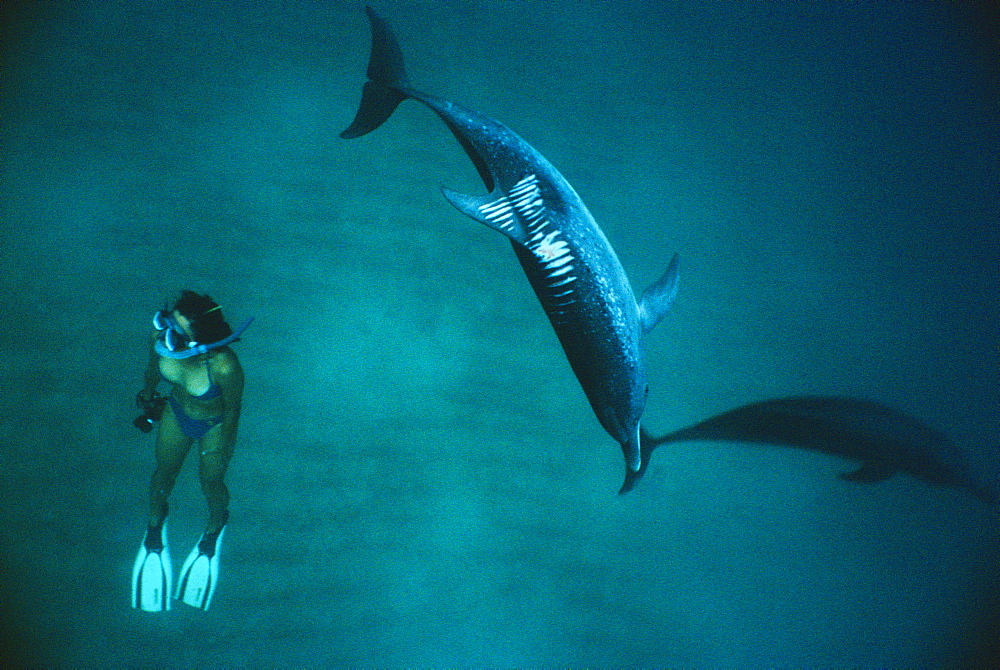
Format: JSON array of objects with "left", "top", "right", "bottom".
[{"left": 172, "top": 290, "right": 233, "bottom": 345}]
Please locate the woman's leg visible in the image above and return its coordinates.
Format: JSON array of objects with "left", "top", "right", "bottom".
[
  {"left": 198, "top": 426, "right": 234, "bottom": 535},
  {"left": 148, "top": 401, "right": 193, "bottom": 527}
]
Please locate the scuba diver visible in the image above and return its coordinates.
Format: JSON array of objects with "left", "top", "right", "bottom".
[{"left": 131, "top": 291, "right": 251, "bottom": 612}]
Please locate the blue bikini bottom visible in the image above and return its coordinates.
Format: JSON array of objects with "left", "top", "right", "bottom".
[{"left": 169, "top": 396, "right": 222, "bottom": 440}]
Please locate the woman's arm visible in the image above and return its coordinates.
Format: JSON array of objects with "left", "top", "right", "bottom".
[
  {"left": 139, "top": 330, "right": 162, "bottom": 402},
  {"left": 213, "top": 351, "right": 244, "bottom": 448}
]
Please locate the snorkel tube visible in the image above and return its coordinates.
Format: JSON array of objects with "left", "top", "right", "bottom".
[{"left": 155, "top": 317, "right": 254, "bottom": 359}]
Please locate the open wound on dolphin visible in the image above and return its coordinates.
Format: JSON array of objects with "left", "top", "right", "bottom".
[{"left": 479, "top": 174, "right": 578, "bottom": 300}]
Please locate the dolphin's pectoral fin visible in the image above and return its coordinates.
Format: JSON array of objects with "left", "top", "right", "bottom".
[
  {"left": 441, "top": 187, "right": 530, "bottom": 245},
  {"left": 638, "top": 253, "right": 680, "bottom": 335},
  {"left": 839, "top": 460, "right": 894, "bottom": 483}
]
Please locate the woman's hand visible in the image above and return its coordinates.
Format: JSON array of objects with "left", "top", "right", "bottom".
[{"left": 136, "top": 389, "right": 160, "bottom": 410}]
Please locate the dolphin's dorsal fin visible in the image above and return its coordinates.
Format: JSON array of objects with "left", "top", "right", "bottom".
[
  {"left": 638, "top": 253, "right": 680, "bottom": 335},
  {"left": 839, "top": 460, "right": 894, "bottom": 483}
]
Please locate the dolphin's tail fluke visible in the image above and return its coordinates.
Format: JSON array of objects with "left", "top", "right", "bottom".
[{"left": 340, "top": 6, "right": 410, "bottom": 139}]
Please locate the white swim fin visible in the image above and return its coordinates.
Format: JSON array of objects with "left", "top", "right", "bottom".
[
  {"left": 131, "top": 520, "right": 172, "bottom": 612},
  {"left": 175, "top": 523, "right": 226, "bottom": 611}
]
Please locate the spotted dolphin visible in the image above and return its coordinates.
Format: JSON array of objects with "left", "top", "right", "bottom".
[
  {"left": 341, "top": 7, "right": 679, "bottom": 491},
  {"left": 626, "top": 395, "right": 997, "bottom": 504}
]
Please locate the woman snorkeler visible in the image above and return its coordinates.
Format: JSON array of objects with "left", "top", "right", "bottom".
[{"left": 131, "top": 290, "right": 251, "bottom": 611}]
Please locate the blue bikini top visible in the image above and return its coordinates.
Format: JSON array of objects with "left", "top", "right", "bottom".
[
  {"left": 161, "top": 356, "right": 222, "bottom": 400},
  {"left": 194, "top": 357, "right": 222, "bottom": 401}
]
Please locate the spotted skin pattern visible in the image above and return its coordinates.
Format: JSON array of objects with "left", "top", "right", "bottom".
[{"left": 341, "top": 7, "right": 680, "bottom": 489}]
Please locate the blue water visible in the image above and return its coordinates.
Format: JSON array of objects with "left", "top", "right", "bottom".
[{"left": 1, "top": 0, "right": 997, "bottom": 665}]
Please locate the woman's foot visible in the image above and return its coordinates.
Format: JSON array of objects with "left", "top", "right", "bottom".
[
  {"left": 147, "top": 502, "right": 169, "bottom": 531},
  {"left": 199, "top": 509, "right": 229, "bottom": 553}
]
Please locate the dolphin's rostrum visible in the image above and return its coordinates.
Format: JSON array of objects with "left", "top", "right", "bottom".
[{"left": 341, "top": 7, "right": 679, "bottom": 491}]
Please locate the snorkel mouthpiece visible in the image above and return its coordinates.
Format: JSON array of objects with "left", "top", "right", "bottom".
[{"left": 154, "top": 317, "right": 254, "bottom": 359}]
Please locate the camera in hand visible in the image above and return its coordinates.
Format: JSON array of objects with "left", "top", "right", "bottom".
[{"left": 134, "top": 392, "right": 167, "bottom": 433}]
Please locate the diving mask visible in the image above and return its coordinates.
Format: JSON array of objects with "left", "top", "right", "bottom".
[
  {"left": 153, "top": 309, "right": 254, "bottom": 359},
  {"left": 153, "top": 310, "right": 194, "bottom": 353}
]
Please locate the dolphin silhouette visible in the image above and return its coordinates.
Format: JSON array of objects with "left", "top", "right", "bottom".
[
  {"left": 341, "top": 7, "right": 679, "bottom": 489},
  {"left": 625, "top": 395, "right": 995, "bottom": 503}
]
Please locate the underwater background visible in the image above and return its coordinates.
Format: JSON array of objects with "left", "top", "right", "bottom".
[{"left": 1, "top": 0, "right": 997, "bottom": 665}]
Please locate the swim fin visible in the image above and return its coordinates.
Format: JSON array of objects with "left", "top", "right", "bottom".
[
  {"left": 131, "top": 519, "right": 172, "bottom": 612},
  {"left": 175, "top": 522, "right": 226, "bottom": 611}
]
